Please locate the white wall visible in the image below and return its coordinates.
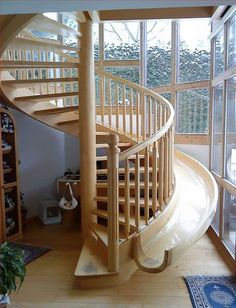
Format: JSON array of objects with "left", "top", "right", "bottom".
[
  {"left": 64, "top": 134, "right": 80, "bottom": 173},
  {"left": 13, "top": 110, "right": 66, "bottom": 218},
  {"left": 175, "top": 144, "right": 210, "bottom": 168}
]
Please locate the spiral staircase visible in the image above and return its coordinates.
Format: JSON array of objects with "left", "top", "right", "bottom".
[{"left": 0, "top": 12, "right": 218, "bottom": 288}]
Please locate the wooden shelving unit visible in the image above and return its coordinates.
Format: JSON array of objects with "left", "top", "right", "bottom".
[{"left": 0, "top": 108, "right": 22, "bottom": 243}]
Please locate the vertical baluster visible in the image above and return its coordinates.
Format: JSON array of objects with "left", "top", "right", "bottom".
[
  {"left": 168, "top": 128, "right": 173, "bottom": 196},
  {"left": 45, "top": 52, "right": 50, "bottom": 95},
  {"left": 144, "top": 148, "right": 149, "bottom": 224},
  {"left": 108, "top": 78, "right": 112, "bottom": 127},
  {"left": 164, "top": 133, "right": 169, "bottom": 204},
  {"left": 125, "top": 158, "right": 130, "bottom": 239},
  {"left": 135, "top": 153, "right": 140, "bottom": 231},
  {"left": 141, "top": 93, "right": 146, "bottom": 141},
  {"left": 158, "top": 104, "right": 162, "bottom": 130},
  {"left": 100, "top": 75, "right": 105, "bottom": 125},
  {"left": 38, "top": 50, "right": 43, "bottom": 94},
  {"left": 115, "top": 83, "right": 119, "bottom": 132},
  {"left": 107, "top": 133, "right": 120, "bottom": 272},
  {"left": 130, "top": 88, "right": 133, "bottom": 138},
  {"left": 122, "top": 84, "right": 126, "bottom": 134},
  {"left": 158, "top": 137, "right": 164, "bottom": 210},
  {"left": 148, "top": 96, "right": 152, "bottom": 137},
  {"left": 154, "top": 100, "right": 157, "bottom": 133},
  {"left": 136, "top": 92, "right": 140, "bottom": 142},
  {"left": 152, "top": 141, "right": 158, "bottom": 215},
  {"left": 53, "top": 52, "right": 59, "bottom": 105}
]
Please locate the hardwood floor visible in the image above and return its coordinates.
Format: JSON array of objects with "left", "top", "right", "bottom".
[{"left": 11, "top": 218, "right": 232, "bottom": 308}]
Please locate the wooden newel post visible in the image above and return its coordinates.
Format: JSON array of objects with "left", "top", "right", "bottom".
[{"left": 107, "top": 133, "right": 120, "bottom": 272}]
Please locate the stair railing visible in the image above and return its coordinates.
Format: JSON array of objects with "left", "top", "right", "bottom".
[{"left": 96, "top": 70, "right": 174, "bottom": 272}]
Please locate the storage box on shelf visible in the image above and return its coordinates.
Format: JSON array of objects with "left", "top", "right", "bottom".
[{"left": 0, "top": 108, "right": 22, "bottom": 243}]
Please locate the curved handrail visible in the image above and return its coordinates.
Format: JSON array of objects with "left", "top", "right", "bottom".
[{"left": 95, "top": 69, "right": 175, "bottom": 161}]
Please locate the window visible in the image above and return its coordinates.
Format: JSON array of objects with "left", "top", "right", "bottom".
[
  {"left": 104, "top": 22, "right": 140, "bottom": 60},
  {"left": 178, "top": 19, "right": 210, "bottom": 83},
  {"left": 176, "top": 88, "right": 209, "bottom": 134},
  {"left": 223, "top": 190, "right": 236, "bottom": 257},
  {"left": 214, "top": 29, "right": 224, "bottom": 77},
  {"left": 147, "top": 20, "right": 171, "bottom": 87},
  {"left": 212, "top": 184, "right": 221, "bottom": 236},
  {"left": 212, "top": 84, "right": 224, "bottom": 175},
  {"left": 226, "top": 77, "right": 236, "bottom": 185},
  {"left": 227, "top": 15, "right": 236, "bottom": 68},
  {"left": 105, "top": 67, "right": 139, "bottom": 84}
]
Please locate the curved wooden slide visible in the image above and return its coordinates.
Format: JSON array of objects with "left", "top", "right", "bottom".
[{"left": 133, "top": 150, "right": 218, "bottom": 272}]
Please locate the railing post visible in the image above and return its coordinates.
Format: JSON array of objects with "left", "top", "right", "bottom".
[{"left": 107, "top": 133, "right": 120, "bottom": 272}]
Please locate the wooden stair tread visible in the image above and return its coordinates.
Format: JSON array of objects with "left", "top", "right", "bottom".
[
  {"left": 74, "top": 236, "right": 118, "bottom": 278},
  {"left": 15, "top": 91, "right": 79, "bottom": 102},
  {"left": 95, "top": 196, "right": 153, "bottom": 207},
  {"left": 96, "top": 142, "right": 132, "bottom": 149},
  {"left": 92, "top": 209, "right": 145, "bottom": 227},
  {"left": 34, "top": 105, "right": 78, "bottom": 115},
  {"left": 90, "top": 223, "right": 126, "bottom": 247},
  {"left": 96, "top": 167, "right": 156, "bottom": 174},
  {"left": 27, "top": 14, "right": 82, "bottom": 38},
  {"left": 96, "top": 154, "right": 145, "bottom": 161},
  {"left": 96, "top": 181, "right": 158, "bottom": 188},
  {"left": 8, "top": 37, "right": 78, "bottom": 52},
  {"left": 2, "top": 77, "right": 78, "bottom": 87},
  {"left": 0, "top": 60, "right": 78, "bottom": 69},
  {"left": 57, "top": 118, "right": 79, "bottom": 126}
]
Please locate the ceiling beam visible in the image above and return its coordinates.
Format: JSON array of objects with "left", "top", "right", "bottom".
[{"left": 100, "top": 6, "right": 215, "bottom": 21}]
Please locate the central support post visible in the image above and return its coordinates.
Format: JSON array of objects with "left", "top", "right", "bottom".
[{"left": 79, "top": 15, "right": 96, "bottom": 239}]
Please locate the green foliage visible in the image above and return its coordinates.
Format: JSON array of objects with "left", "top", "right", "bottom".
[{"left": 0, "top": 243, "right": 26, "bottom": 296}]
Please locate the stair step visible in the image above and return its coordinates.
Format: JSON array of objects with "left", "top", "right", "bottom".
[
  {"left": 74, "top": 236, "right": 118, "bottom": 278},
  {"left": 27, "top": 14, "right": 82, "bottom": 38},
  {"left": 57, "top": 118, "right": 79, "bottom": 126},
  {"left": 8, "top": 37, "right": 78, "bottom": 52},
  {"left": 96, "top": 142, "right": 132, "bottom": 149},
  {"left": 15, "top": 91, "right": 79, "bottom": 102},
  {"left": 96, "top": 167, "right": 156, "bottom": 175},
  {"left": 2, "top": 77, "right": 78, "bottom": 87},
  {"left": 96, "top": 181, "right": 157, "bottom": 189},
  {"left": 95, "top": 196, "right": 153, "bottom": 207},
  {"left": 34, "top": 105, "right": 78, "bottom": 115},
  {"left": 92, "top": 209, "right": 145, "bottom": 228},
  {"left": 96, "top": 154, "right": 145, "bottom": 161},
  {"left": 0, "top": 60, "right": 78, "bottom": 69},
  {"left": 90, "top": 223, "right": 127, "bottom": 247}
]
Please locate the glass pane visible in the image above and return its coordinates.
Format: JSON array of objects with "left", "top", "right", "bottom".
[
  {"left": 212, "top": 184, "right": 221, "bottom": 235},
  {"left": 104, "top": 22, "right": 140, "bottom": 60},
  {"left": 214, "top": 29, "right": 224, "bottom": 77},
  {"left": 105, "top": 67, "right": 139, "bottom": 84},
  {"left": 226, "top": 77, "right": 236, "bottom": 185},
  {"left": 223, "top": 190, "right": 236, "bottom": 257},
  {"left": 176, "top": 88, "right": 209, "bottom": 134},
  {"left": 178, "top": 19, "right": 210, "bottom": 83},
  {"left": 227, "top": 14, "right": 236, "bottom": 68},
  {"left": 147, "top": 20, "right": 171, "bottom": 87},
  {"left": 160, "top": 92, "right": 171, "bottom": 102},
  {"left": 212, "top": 84, "right": 224, "bottom": 175}
]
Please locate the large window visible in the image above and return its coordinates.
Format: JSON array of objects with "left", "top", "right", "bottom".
[
  {"left": 104, "top": 22, "right": 140, "bottom": 60},
  {"left": 211, "top": 8, "right": 236, "bottom": 263},
  {"left": 176, "top": 88, "right": 209, "bottom": 134},
  {"left": 212, "top": 84, "right": 224, "bottom": 175},
  {"left": 98, "top": 19, "right": 211, "bottom": 142},
  {"left": 178, "top": 19, "right": 210, "bottom": 83},
  {"left": 147, "top": 20, "right": 171, "bottom": 87}
]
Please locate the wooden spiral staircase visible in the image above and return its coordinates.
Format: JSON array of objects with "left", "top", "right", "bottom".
[{"left": 0, "top": 12, "right": 218, "bottom": 288}]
